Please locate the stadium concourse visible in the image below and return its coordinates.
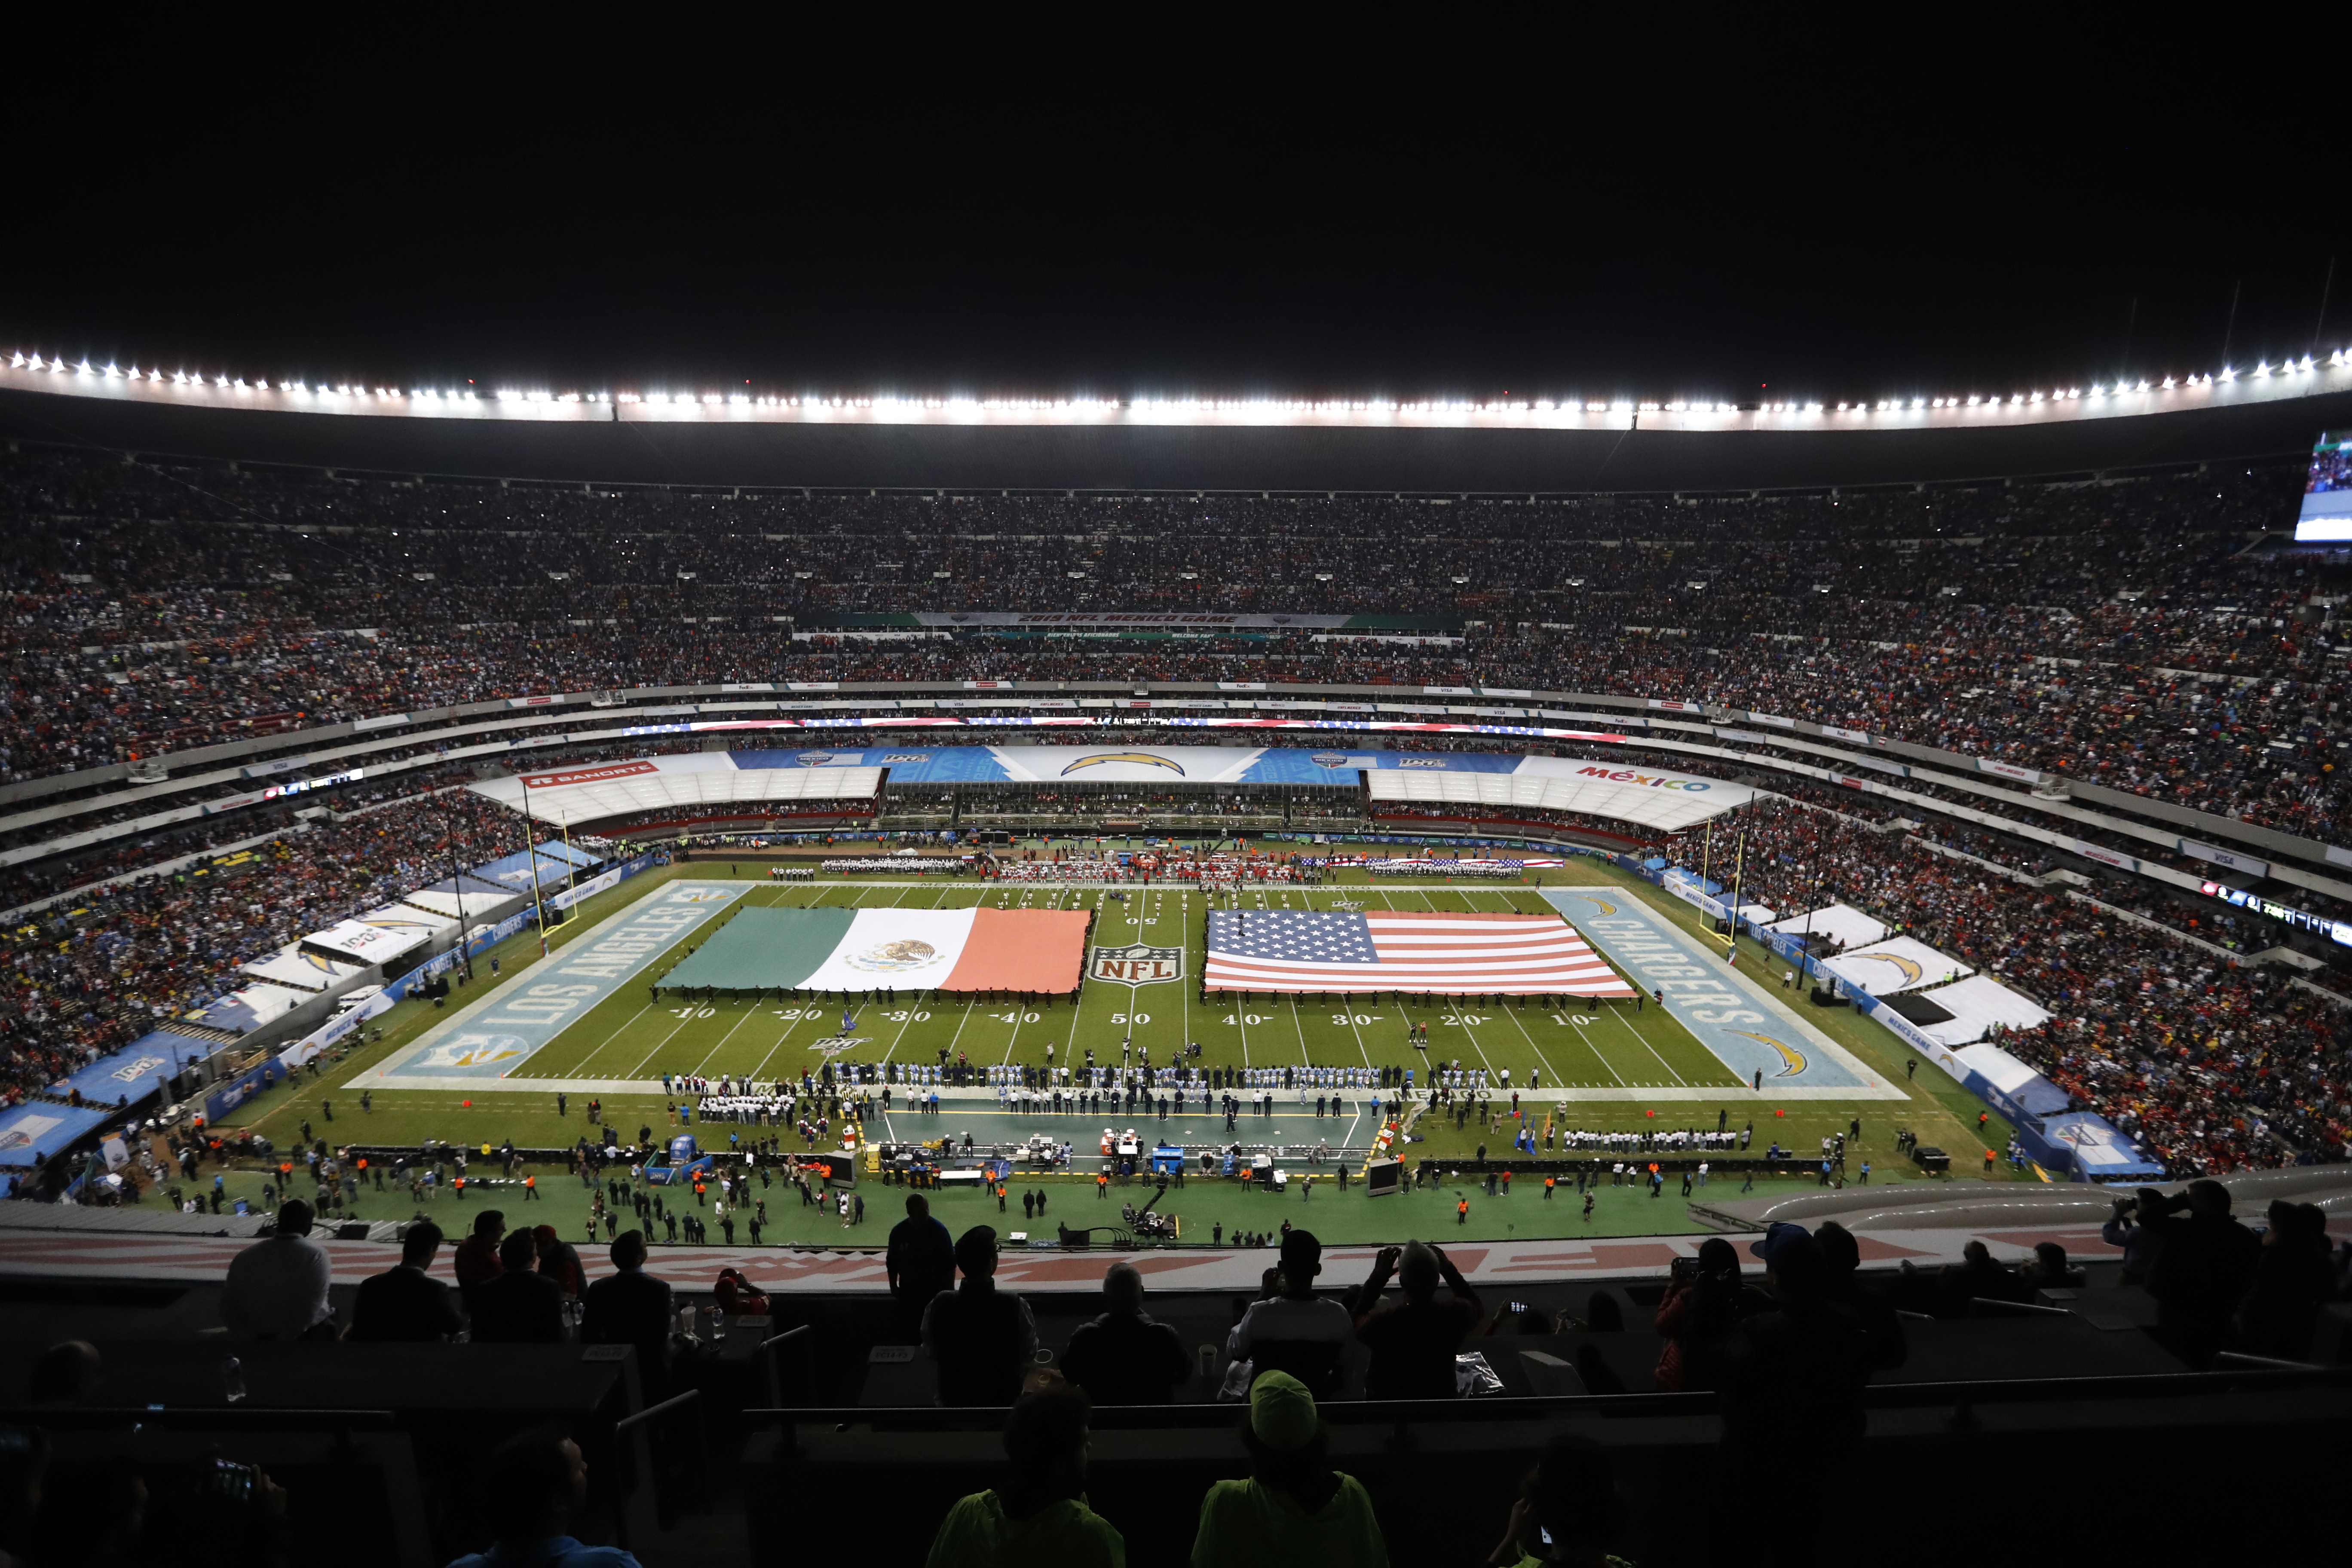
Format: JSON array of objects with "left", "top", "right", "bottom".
[{"left": 0, "top": 394, "right": 2350, "bottom": 1568}]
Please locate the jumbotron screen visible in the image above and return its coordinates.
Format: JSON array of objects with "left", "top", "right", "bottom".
[{"left": 2294, "top": 429, "right": 2352, "bottom": 540}]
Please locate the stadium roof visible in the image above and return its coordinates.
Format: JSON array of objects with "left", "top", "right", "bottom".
[{"left": 9, "top": 366, "right": 2350, "bottom": 494}]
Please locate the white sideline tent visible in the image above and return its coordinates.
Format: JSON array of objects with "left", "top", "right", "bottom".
[
  {"left": 1820, "top": 935, "right": 1971, "bottom": 996},
  {"left": 1764, "top": 903, "right": 1889, "bottom": 951},
  {"left": 1911, "top": 974, "right": 2053, "bottom": 1047},
  {"left": 241, "top": 943, "right": 366, "bottom": 994},
  {"left": 1365, "top": 768, "right": 1739, "bottom": 832},
  {"left": 401, "top": 887, "right": 505, "bottom": 921}
]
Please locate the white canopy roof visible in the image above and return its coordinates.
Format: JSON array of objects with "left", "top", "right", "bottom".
[
  {"left": 472, "top": 754, "right": 882, "bottom": 827},
  {"left": 1365, "top": 768, "right": 1740, "bottom": 833},
  {"left": 1764, "top": 903, "right": 1890, "bottom": 950},
  {"left": 241, "top": 943, "right": 365, "bottom": 994},
  {"left": 1913, "top": 975, "right": 2054, "bottom": 1047}
]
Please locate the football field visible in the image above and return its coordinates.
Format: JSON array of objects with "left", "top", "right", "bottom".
[{"left": 363, "top": 877, "right": 1749, "bottom": 1102}]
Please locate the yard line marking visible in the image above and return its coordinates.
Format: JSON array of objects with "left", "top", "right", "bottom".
[
  {"left": 1496, "top": 995, "right": 1569, "bottom": 1089},
  {"left": 565, "top": 1003, "right": 656, "bottom": 1078},
  {"left": 688, "top": 993, "right": 767, "bottom": 1073},
  {"left": 747, "top": 1004, "right": 815, "bottom": 1082},
  {"left": 625, "top": 1011, "right": 704, "bottom": 1079}
]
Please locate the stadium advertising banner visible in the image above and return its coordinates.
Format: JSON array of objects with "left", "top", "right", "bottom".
[
  {"left": 2295, "top": 430, "right": 2352, "bottom": 541},
  {"left": 801, "top": 611, "right": 1462, "bottom": 631}
]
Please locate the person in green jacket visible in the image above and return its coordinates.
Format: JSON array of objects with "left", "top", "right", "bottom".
[
  {"left": 925, "top": 1381, "right": 1124, "bottom": 1568},
  {"left": 1189, "top": 1370, "right": 1387, "bottom": 1568}
]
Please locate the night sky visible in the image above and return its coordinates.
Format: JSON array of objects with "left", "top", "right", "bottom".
[{"left": 6, "top": 30, "right": 2345, "bottom": 407}]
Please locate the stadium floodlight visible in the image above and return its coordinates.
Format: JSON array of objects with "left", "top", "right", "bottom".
[{"left": 2219, "top": 366, "right": 2235, "bottom": 381}]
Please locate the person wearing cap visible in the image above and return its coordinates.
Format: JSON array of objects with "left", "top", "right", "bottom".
[
  {"left": 1225, "top": 1230, "right": 1354, "bottom": 1400},
  {"left": 1190, "top": 1369, "right": 1387, "bottom": 1566},
  {"left": 1717, "top": 1222, "right": 1870, "bottom": 1452},
  {"left": 926, "top": 1380, "right": 1123, "bottom": 1567},
  {"left": 923, "top": 1226, "right": 1038, "bottom": 1406}
]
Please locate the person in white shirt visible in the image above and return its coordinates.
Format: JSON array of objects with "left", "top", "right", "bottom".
[{"left": 222, "top": 1198, "right": 335, "bottom": 1340}]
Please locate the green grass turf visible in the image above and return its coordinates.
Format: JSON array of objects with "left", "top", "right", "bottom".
[
  {"left": 142, "top": 1147, "right": 1941, "bottom": 1246},
  {"left": 168, "top": 855, "right": 2026, "bottom": 1245},
  {"left": 519, "top": 875, "right": 1743, "bottom": 1094}
]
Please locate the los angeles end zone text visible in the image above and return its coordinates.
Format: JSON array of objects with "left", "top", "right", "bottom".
[
  {"left": 355, "top": 876, "right": 1909, "bottom": 1106},
  {"left": 379, "top": 883, "right": 748, "bottom": 1080}
]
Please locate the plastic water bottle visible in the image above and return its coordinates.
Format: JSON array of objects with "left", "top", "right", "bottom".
[{"left": 220, "top": 1356, "right": 247, "bottom": 1405}]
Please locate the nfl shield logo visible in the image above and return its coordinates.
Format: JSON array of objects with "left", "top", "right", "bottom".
[{"left": 1090, "top": 944, "right": 1183, "bottom": 985}]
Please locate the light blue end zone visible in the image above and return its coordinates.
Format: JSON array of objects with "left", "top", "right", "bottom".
[
  {"left": 1541, "top": 887, "right": 1865, "bottom": 1089},
  {"left": 383, "top": 882, "right": 747, "bottom": 1079}
]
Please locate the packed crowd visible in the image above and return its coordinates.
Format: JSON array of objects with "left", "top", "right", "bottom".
[
  {"left": 3, "top": 448, "right": 2340, "bottom": 845},
  {"left": 1735, "top": 801, "right": 2352, "bottom": 1173},
  {"left": 0, "top": 790, "right": 547, "bottom": 1106}
]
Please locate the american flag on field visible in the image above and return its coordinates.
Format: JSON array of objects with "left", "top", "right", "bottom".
[{"left": 1204, "top": 910, "right": 1633, "bottom": 996}]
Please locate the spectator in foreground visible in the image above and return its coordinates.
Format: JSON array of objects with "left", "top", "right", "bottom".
[
  {"left": 453, "top": 1210, "right": 508, "bottom": 1308},
  {"left": 582, "top": 1231, "right": 674, "bottom": 1399},
  {"left": 350, "top": 1221, "right": 462, "bottom": 1342},
  {"left": 534, "top": 1224, "right": 587, "bottom": 1301},
  {"left": 923, "top": 1226, "right": 1038, "bottom": 1406},
  {"left": 25, "top": 1339, "right": 103, "bottom": 1405},
  {"left": 1653, "top": 1237, "right": 1760, "bottom": 1391},
  {"left": 925, "top": 1381, "right": 1124, "bottom": 1568},
  {"left": 222, "top": 1199, "right": 335, "bottom": 1340},
  {"left": 2146, "top": 1179, "right": 2260, "bottom": 1368},
  {"left": 2236, "top": 1200, "right": 2335, "bottom": 1361},
  {"left": 1227, "top": 1230, "right": 1354, "bottom": 1398},
  {"left": 1486, "top": 1433, "right": 1629, "bottom": 1567},
  {"left": 2101, "top": 1188, "right": 2170, "bottom": 1286},
  {"left": 1062, "top": 1261, "right": 1190, "bottom": 1406},
  {"left": 1190, "top": 1369, "right": 1387, "bottom": 1567},
  {"left": 1717, "top": 1223, "right": 1870, "bottom": 1453},
  {"left": 447, "top": 1424, "right": 641, "bottom": 1568},
  {"left": 1353, "top": 1241, "right": 1482, "bottom": 1400},
  {"left": 470, "top": 1229, "right": 566, "bottom": 1344},
  {"left": 888, "top": 1192, "right": 957, "bottom": 1328},
  {"left": 1814, "top": 1222, "right": 1906, "bottom": 1372}
]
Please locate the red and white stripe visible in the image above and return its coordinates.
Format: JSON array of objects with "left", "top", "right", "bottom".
[{"left": 1205, "top": 912, "right": 1633, "bottom": 996}]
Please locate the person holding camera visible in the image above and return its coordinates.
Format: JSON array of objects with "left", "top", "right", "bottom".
[
  {"left": 1352, "top": 1241, "right": 1482, "bottom": 1400},
  {"left": 2100, "top": 1188, "right": 2169, "bottom": 1287}
]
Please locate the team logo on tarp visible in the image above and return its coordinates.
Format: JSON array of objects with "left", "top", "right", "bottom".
[
  {"left": 1090, "top": 944, "right": 1184, "bottom": 985},
  {"left": 107, "top": 1055, "right": 166, "bottom": 1084},
  {"left": 1729, "top": 1030, "right": 1808, "bottom": 1077},
  {"left": 1560, "top": 893, "right": 1619, "bottom": 917},
  {"left": 1061, "top": 752, "right": 1186, "bottom": 777},
  {"left": 879, "top": 753, "right": 931, "bottom": 763},
  {"left": 1842, "top": 952, "right": 1923, "bottom": 986},
  {"left": 847, "top": 939, "right": 942, "bottom": 973},
  {"left": 420, "top": 1034, "right": 529, "bottom": 1069},
  {"left": 795, "top": 751, "right": 838, "bottom": 766},
  {"left": 0, "top": 1113, "right": 62, "bottom": 1153},
  {"left": 1398, "top": 757, "right": 1448, "bottom": 768},
  {"left": 1310, "top": 753, "right": 1355, "bottom": 768}
]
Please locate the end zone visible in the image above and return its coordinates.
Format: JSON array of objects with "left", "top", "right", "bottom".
[{"left": 355, "top": 880, "right": 747, "bottom": 1090}]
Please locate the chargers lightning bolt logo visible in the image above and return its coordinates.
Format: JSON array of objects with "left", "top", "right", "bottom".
[
  {"left": 1060, "top": 753, "right": 1187, "bottom": 777},
  {"left": 1728, "top": 1029, "right": 1808, "bottom": 1077}
]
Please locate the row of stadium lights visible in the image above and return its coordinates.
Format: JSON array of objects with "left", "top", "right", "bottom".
[{"left": 7, "top": 346, "right": 2349, "bottom": 416}]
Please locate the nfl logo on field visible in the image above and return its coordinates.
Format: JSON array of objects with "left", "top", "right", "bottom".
[{"left": 1090, "top": 944, "right": 1184, "bottom": 985}]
